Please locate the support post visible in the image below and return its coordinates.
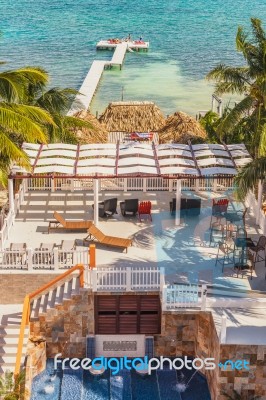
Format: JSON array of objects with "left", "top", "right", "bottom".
[
  {"left": 89, "top": 244, "right": 96, "bottom": 269},
  {"left": 124, "top": 178, "right": 128, "bottom": 192},
  {"left": 51, "top": 178, "right": 55, "bottom": 193},
  {"left": 27, "top": 248, "right": 33, "bottom": 271},
  {"left": 70, "top": 179, "right": 75, "bottom": 193},
  {"left": 175, "top": 180, "right": 181, "bottom": 226},
  {"left": 93, "top": 179, "right": 99, "bottom": 227},
  {"left": 143, "top": 178, "right": 147, "bottom": 193},
  {"left": 220, "top": 315, "right": 227, "bottom": 344},
  {"left": 8, "top": 178, "right": 14, "bottom": 214},
  {"left": 256, "top": 180, "right": 263, "bottom": 225},
  {"left": 53, "top": 247, "right": 59, "bottom": 270},
  {"left": 201, "top": 284, "right": 207, "bottom": 311},
  {"left": 169, "top": 180, "right": 173, "bottom": 192}
]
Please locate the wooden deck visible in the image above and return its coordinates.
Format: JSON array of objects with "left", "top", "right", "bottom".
[{"left": 108, "top": 42, "right": 128, "bottom": 69}]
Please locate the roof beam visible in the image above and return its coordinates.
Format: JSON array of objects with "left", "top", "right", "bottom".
[
  {"left": 74, "top": 144, "right": 80, "bottom": 175},
  {"left": 115, "top": 140, "right": 120, "bottom": 175},
  {"left": 222, "top": 142, "right": 238, "bottom": 169},
  {"left": 32, "top": 144, "right": 44, "bottom": 174},
  {"left": 152, "top": 142, "right": 161, "bottom": 175},
  {"left": 188, "top": 141, "right": 201, "bottom": 176}
]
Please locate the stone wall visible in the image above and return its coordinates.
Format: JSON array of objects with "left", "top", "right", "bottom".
[
  {"left": 0, "top": 274, "right": 60, "bottom": 304},
  {"left": 30, "top": 289, "right": 94, "bottom": 358},
  {"left": 219, "top": 344, "right": 266, "bottom": 400},
  {"left": 28, "top": 292, "right": 266, "bottom": 400},
  {"left": 25, "top": 340, "right": 46, "bottom": 400}
]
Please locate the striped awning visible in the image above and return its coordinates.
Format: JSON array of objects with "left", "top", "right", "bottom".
[{"left": 11, "top": 141, "right": 252, "bottom": 178}]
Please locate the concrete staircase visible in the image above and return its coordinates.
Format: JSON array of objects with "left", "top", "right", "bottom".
[{"left": 0, "top": 275, "right": 81, "bottom": 374}]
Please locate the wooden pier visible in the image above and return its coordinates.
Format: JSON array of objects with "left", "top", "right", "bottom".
[
  {"left": 68, "top": 38, "right": 149, "bottom": 115},
  {"left": 109, "top": 42, "right": 128, "bottom": 69},
  {"left": 67, "top": 60, "right": 106, "bottom": 116}
]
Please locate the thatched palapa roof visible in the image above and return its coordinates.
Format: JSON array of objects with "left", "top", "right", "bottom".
[
  {"left": 74, "top": 110, "right": 108, "bottom": 144},
  {"left": 159, "top": 111, "right": 207, "bottom": 144},
  {"left": 99, "top": 101, "right": 166, "bottom": 132}
]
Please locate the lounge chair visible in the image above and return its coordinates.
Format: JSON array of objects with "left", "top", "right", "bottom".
[
  {"left": 48, "top": 211, "right": 92, "bottom": 233},
  {"left": 120, "top": 199, "right": 139, "bottom": 216},
  {"left": 84, "top": 224, "right": 132, "bottom": 252},
  {"left": 92, "top": 198, "right": 118, "bottom": 218}
]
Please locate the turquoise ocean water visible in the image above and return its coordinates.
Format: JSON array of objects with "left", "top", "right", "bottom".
[{"left": 0, "top": 0, "right": 266, "bottom": 116}]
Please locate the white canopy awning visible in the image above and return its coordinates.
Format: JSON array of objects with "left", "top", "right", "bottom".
[{"left": 11, "top": 141, "right": 252, "bottom": 179}]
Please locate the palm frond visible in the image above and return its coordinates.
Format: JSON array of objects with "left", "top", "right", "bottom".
[
  {"left": 35, "top": 88, "right": 78, "bottom": 114},
  {"left": 62, "top": 115, "right": 94, "bottom": 130},
  {"left": 0, "top": 67, "right": 48, "bottom": 102},
  {"left": 216, "top": 96, "right": 254, "bottom": 137},
  {"left": 234, "top": 157, "right": 266, "bottom": 200},
  {"left": 0, "top": 105, "right": 48, "bottom": 142},
  {"left": 206, "top": 65, "right": 251, "bottom": 95}
]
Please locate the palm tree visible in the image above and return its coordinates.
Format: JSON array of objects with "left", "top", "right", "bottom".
[
  {"left": 0, "top": 370, "right": 27, "bottom": 400},
  {"left": 206, "top": 18, "right": 266, "bottom": 156},
  {"left": 0, "top": 66, "right": 54, "bottom": 185},
  {"left": 27, "top": 85, "right": 94, "bottom": 143},
  {"left": 234, "top": 157, "right": 266, "bottom": 200}
]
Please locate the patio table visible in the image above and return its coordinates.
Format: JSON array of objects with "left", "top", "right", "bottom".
[{"left": 233, "top": 237, "right": 255, "bottom": 271}]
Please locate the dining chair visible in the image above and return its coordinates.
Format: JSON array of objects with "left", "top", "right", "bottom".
[{"left": 215, "top": 241, "right": 235, "bottom": 272}]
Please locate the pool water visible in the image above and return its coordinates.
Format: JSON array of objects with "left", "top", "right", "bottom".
[{"left": 30, "top": 359, "right": 211, "bottom": 400}]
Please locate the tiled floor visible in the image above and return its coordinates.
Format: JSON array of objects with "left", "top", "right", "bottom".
[{"left": 6, "top": 190, "right": 266, "bottom": 293}]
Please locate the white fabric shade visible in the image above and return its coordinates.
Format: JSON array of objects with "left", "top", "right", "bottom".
[{"left": 13, "top": 141, "right": 252, "bottom": 178}]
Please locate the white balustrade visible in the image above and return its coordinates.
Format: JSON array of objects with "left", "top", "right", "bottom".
[
  {"left": 91, "top": 266, "right": 163, "bottom": 292},
  {"left": 0, "top": 248, "right": 89, "bottom": 271}
]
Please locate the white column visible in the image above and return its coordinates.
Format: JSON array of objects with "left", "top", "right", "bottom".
[
  {"left": 8, "top": 178, "right": 14, "bottom": 214},
  {"left": 93, "top": 179, "right": 99, "bottom": 227},
  {"left": 169, "top": 179, "right": 173, "bottom": 192},
  {"left": 256, "top": 180, "right": 263, "bottom": 225},
  {"left": 220, "top": 315, "right": 227, "bottom": 344},
  {"left": 175, "top": 180, "right": 182, "bottom": 226}
]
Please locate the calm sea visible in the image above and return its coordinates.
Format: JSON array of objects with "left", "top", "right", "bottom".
[{"left": 0, "top": 0, "right": 265, "bottom": 116}]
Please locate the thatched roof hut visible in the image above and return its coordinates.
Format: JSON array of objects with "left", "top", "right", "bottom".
[
  {"left": 74, "top": 111, "right": 108, "bottom": 144},
  {"left": 98, "top": 101, "right": 165, "bottom": 132},
  {"left": 159, "top": 111, "right": 207, "bottom": 144}
]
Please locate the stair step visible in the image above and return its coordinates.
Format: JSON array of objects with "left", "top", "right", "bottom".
[
  {"left": 0, "top": 327, "right": 29, "bottom": 336},
  {"left": 0, "top": 337, "right": 27, "bottom": 345},
  {"left": 0, "top": 346, "right": 27, "bottom": 355}
]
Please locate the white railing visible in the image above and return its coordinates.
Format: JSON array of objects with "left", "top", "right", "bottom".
[
  {"left": 26, "top": 177, "right": 235, "bottom": 193},
  {"left": 0, "top": 248, "right": 89, "bottom": 271},
  {"left": 162, "top": 284, "right": 207, "bottom": 310},
  {"left": 90, "top": 266, "right": 164, "bottom": 292},
  {"left": 0, "top": 179, "right": 28, "bottom": 250}
]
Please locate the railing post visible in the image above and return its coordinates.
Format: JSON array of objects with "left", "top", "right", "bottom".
[
  {"left": 160, "top": 267, "right": 165, "bottom": 292},
  {"left": 195, "top": 179, "right": 199, "bottom": 192},
  {"left": 213, "top": 179, "right": 217, "bottom": 192},
  {"left": 162, "top": 284, "right": 168, "bottom": 311},
  {"left": 54, "top": 247, "right": 59, "bottom": 270},
  {"left": 126, "top": 268, "right": 131, "bottom": 291},
  {"left": 71, "top": 179, "right": 75, "bottom": 193},
  {"left": 92, "top": 269, "right": 97, "bottom": 292},
  {"left": 220, "top": 315, "right": 227, "bottom": 344},
  {"left": 79, "top": 265, "right": 84, "bottom": 288},
  {"left": 169, "top": 179, "right": 173, "bottom": 192},
  {"left": 51, "top": 178, "right": 55, "bottom": 193},
  {"left": 143, "top": 178, "right": 147, "bottom": 193},
  {"left": 89, "top": 244, "right": 96, "bottom": 269},
  {"left": 124, "top": 178, "right": 128, "bottom": 192},
  {"left": 27, "top": 248, "right": 33, "bottom": 271},
  {"left": 201, "top": 284, "right": 207, "bottom": 311}
]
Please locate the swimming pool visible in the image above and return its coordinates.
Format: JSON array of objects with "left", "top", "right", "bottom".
[{"left": 30, "top": 359, "right": 211, "bottom": 400}]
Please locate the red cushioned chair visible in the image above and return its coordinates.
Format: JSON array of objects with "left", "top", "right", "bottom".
[{"left": 138, "top": 201, "right": 152, "bottom": 222}]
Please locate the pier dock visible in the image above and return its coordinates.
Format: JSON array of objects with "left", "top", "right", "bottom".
[
  {"left": 108, "top": 42, "right": 128, "bottom": 69},
  {"left": 68, "top": 38, "right": 149, "bottom": 115},
  {"left": 67, "top": 60, "right": 106, "bottom": 116}
]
